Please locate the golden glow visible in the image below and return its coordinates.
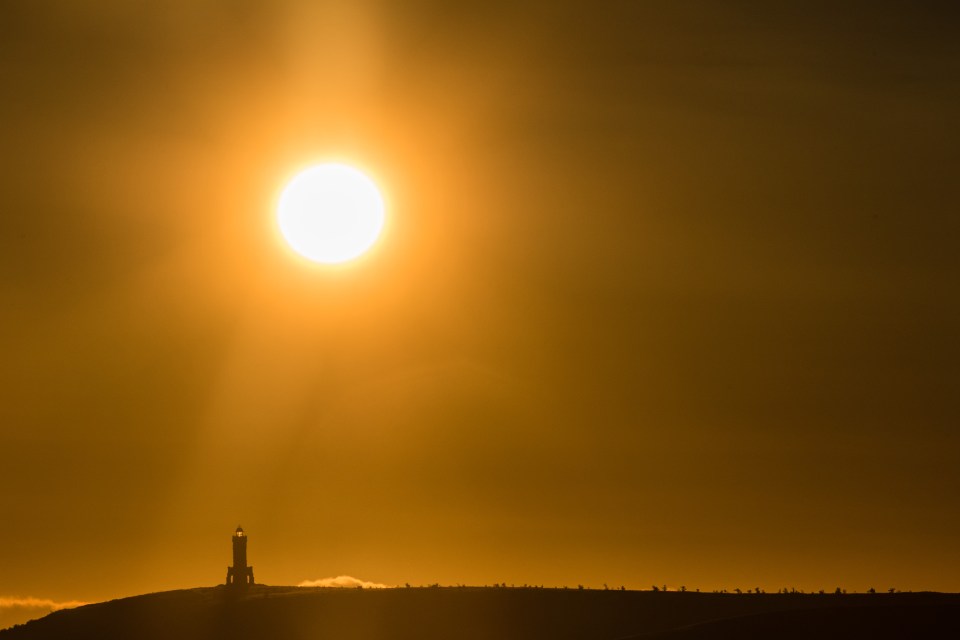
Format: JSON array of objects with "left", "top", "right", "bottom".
[{"left": 277, "top": 163, "right": 385, "bottom": 264}]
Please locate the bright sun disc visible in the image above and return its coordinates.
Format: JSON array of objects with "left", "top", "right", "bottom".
[{"left": 277, "top": 163, "right": 385, "bottom": 264}]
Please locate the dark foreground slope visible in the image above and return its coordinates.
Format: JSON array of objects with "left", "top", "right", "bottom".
[
  {"left": 630, "top": 600, "right": 960, "bottom": 639},
  {"left": 2, "top": 587, "right": 958, "bottom": 640}
]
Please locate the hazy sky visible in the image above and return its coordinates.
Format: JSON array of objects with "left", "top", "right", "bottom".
[{"left": 2, "top": 0, "right": 959, "bottom": 606}]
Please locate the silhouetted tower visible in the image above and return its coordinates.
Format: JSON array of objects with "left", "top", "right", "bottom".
[{"left": 226, "top": 526, "right": 255, "bottom": 587}]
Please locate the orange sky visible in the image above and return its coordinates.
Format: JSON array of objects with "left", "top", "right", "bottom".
[{"left": 1, "top": 1, "right": 959, "bottom": 607}]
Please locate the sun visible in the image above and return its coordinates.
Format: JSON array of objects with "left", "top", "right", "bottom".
[{"left": 277, "top": 163, "right": 386, "bottom": 264}]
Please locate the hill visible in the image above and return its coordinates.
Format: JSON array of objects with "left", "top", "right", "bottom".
[
  {"left": 2, "top": 587, "right": 958, "bottom": 640},
  {"left": 629, "top": 599, "right": 960, "bottom": 639}
]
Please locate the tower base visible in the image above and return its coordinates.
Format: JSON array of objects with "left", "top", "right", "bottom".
[{"left": 226, "top": 566, "right": 255, "bottom": 586}]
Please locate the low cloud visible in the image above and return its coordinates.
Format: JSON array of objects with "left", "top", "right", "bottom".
[
  {"left": 1, "top": 597, "right": 87, "bottom": 629},
  {"left": 298, "top": 576, "right": 391, "bottom": 589},
  {"left": 0, "top": 597, "right": 85, "bottom": 610}
]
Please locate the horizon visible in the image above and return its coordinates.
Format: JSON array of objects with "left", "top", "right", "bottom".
[
  {"left": 4, "top": 578, "right": 955, "bottom": 632},
  {"left": 5, "top": 582, "right": 960, "bottom": 637},
  {"left": 2, "top": 0, "right": 959, "bottom": 627}
]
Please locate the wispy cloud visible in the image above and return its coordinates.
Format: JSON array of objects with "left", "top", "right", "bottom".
[
  {"left": 298, "top": 576, "right": 391, "bottom": 589},
  {"left": 0, "top": 597, "right": 86, "bottom": 611}
]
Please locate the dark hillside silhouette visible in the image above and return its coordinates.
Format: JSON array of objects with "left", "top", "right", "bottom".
[
  {"left": 2, "top": 588, "right": 958, "bottom": 640},
  {"left": 626, "top": 601, "right": 960, "bottom": 639}
]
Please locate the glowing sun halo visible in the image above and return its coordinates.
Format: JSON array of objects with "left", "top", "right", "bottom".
[{"left": 277, "top": 163, "right": 385, "bottom": 264}]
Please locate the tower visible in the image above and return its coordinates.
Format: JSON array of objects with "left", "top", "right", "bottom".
[{"left": 225, "top": 526, "right": 255, "bottom": 587}]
